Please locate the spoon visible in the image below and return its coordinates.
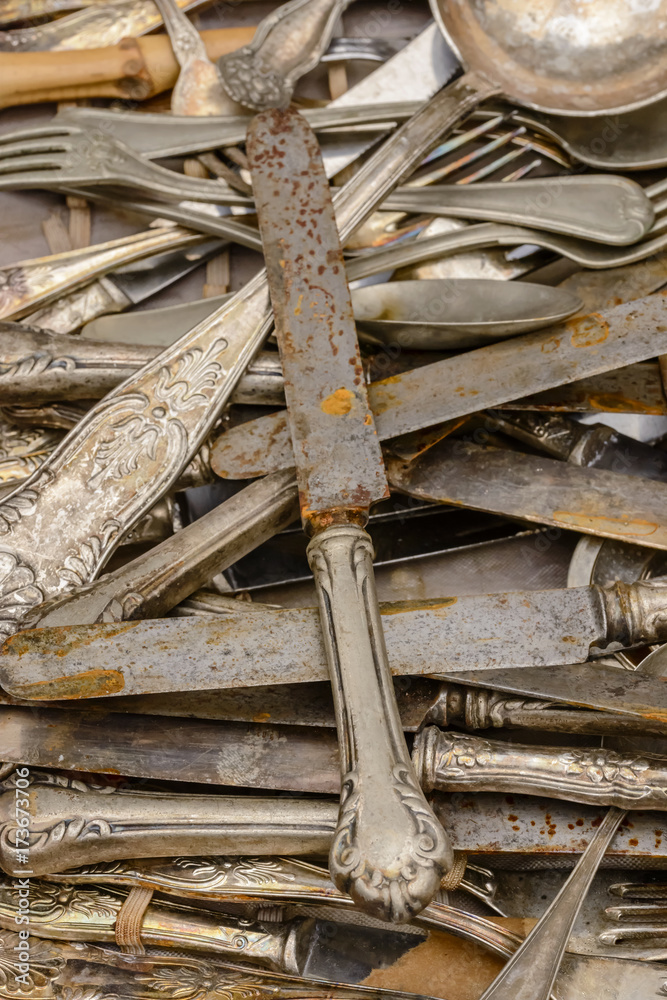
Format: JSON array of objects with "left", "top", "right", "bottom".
[
  {"left": 352, "top": 279, "right": 582, "bottom": 350},
  {"left": 429, "top": 0, "right": 667, "bottom": 118}
]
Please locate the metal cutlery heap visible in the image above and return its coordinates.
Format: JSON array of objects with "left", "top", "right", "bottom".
[{"left": 3, "top": 1, "right": 667, "bottom": 999}]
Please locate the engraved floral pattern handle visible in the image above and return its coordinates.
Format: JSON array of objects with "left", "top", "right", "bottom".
[
  {"left": 217, "top": 0, "right": 356, "bottom": 110},
  {"left": 415, "top": 728, "right": 667, "bottom": 812},
  {"left": 308, "top": 525, "right": 452, "bottom": 923}
]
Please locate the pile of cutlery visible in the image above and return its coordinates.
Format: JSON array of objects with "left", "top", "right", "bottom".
[{"left": 3, "top": 1, "right": 667, "bottom": 999}]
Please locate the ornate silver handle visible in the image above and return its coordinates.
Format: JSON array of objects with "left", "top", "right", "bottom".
[
  {"left": 415, "top": 728, "right": 667, "bottom": 812},
  {"left": 0, "top": 876, "right": 302, "bottom": 970},
  {"left": 308, "top": 524, "right": 452, "bottom": 922},
  {"left": 217, "top": 0, "right": 355, "bottom": 110},
  {"left": 0, "top": 767, "right": 336, "bottom": 876}
]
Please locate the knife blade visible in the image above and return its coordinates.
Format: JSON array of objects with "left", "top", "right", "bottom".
[
  {"left": 6, "top": 704, "right": 667, "bottom": 816},
  {"left": 5, "top": 578, "right": 667, "bottom": 698},
  {"left": 247, "top": 107, "right": 450, "bottom": 921},
  {"left": 210, "top": 291, "right": 667, "bottom": 475}
]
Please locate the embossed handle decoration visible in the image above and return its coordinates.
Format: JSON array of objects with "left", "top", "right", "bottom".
[
  {"left": 415, "top": 728, "right": 667, "bottom": 812},
  {"left": 217, "top": 0, "right": 354, "bottom": 110},
  {"left": 309, "top": 525, "right": 452, "bottom": 921}
]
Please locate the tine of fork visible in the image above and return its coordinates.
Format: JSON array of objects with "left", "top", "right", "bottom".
[
  {"left": 609, "top": 883, "right": 667, "bottom": 900},
  {"left": 646, "top": 176, "right": 667, "bottom": 199},
  {"left": 420, "top": 113, "right": 508, "bottom": 166},
  {"left": 0, "top": 137, "right": 70, "bottom": 160},
  {"left": 605, "top": 903, "right": 667, "bottom": 921},
  {"left": 502, "top": 158, "right": 542, "bottom": 181},
  {"left": 456, "top": 144, "right": 530, "bottom": 184},
  {"left": 0, "top": 154, "right": 65, "bottom": 178},
  {"left": 409, "top": 126, "right": 527, "bottom": 187},
  {"left": 0, "top": 124, "right": 75, "bottom": 147}
]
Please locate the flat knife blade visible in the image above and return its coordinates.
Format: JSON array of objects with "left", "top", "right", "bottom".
[
  {"left": 5, "top": 579, "right": 667, "bottom": 699},
  {"left": 210, "top": 291, "right": 667, "bottom": 473},
  {"left": 248, "top": 107, "right": 451, "bottom": 921}
]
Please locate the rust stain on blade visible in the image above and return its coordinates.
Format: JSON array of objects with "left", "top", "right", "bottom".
[
  {"left": 10, "top": 669, "right": 126, "bottom": 700},
  {"left": 247, "top": 108, "right": 388, "bottom": 519},
  {"left": 553, "top": 512, "right": 659, "bottom": 536}
]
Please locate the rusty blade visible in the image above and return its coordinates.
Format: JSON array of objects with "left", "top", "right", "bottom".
[
  {"left": 247, "top": 109, "right": 388, "bottom": 519},
  {"left": 211, "top": 293, "right": 667, "bottom": 477}
]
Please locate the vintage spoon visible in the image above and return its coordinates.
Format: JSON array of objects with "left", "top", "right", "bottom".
[{"left": 352, "top": 279, "right": 582, "bottom": 350}]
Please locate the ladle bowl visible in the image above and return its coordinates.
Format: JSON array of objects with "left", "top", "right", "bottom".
[{"left": 429, "top": 0, "right": 667, "bottom": 116}]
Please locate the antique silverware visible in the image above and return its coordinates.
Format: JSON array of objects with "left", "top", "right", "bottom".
[
  {"left": 352, "top": 280, "right": 582, "bottom": 350},
  {"left": 1, "top": 767, "right": 662, "bottom": 874},
  {"left": 383, "top": 175, "right": 654, "bottom": 245},
  {"left": 248, "top": 107, "right": 451, "bottom": 921},
  {"left": 217, "top": 0, "right": 359, "bottom": 110},
  {"left": 477, "top": 806, "right": 625, "bottom": 1000},
  {"left": 210, "top": 291, "right": 667, "bottom": 472},
  {"left": 80, "top": 280, "right": 582, "bottom": 353},
  {"left": 0, "top": 875, "right": 428, "bottom": 979},
  {"left": 25, "top": 237, "right": 227, "bottom": 335},
  {"left": 0, "top": 930, "right": 428, "bottom": 1000},
  {"left": 0, "top": 125, "right": 246, "bottom": 203},
  {"left": 6, "top": 699, "right": 667, "bottom": 813},
  {"left": 0, "top": 326, "right": 283, "bottom": 406},
  {"left": 14, "top": 674, "right": 666, "bottom": 738},
  {"left": 0, "top": 0, "right": 206, "bottom": 52},
  {"left": 0, "top": 418, "right": 63, "bottom": 488},
  {"left": 153, "top": 0, "right": 241, "bottom": 116},
  {"left": 9, "top": 576, "right": 667, "bottom": 696},
  {"left": 493, "top": 411, "right": 667, "bottom": 482},
  {"left": 0, "top": 82, "right": 476, "bottom": 639},
  {"left": 0, "top": 227, "right": 205, "bottom": 320}
]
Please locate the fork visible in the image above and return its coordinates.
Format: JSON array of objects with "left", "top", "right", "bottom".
[{"left": 0, "top": 125, "right": 249, "bottom": 205}]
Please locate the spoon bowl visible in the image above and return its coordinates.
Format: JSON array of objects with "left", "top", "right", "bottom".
[
  {"left": 352, "top": 278, "right": 582, "bottom": 350},
  {"left": 430, "top": 0, "right": 667, "bottom": 116}
]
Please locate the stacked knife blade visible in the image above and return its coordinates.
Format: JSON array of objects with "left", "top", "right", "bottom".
[{"left": 4, "top": 2, "right": 667, "bottom": 999}]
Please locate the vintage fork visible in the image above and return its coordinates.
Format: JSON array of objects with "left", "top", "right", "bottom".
[{"left": 0, "top": 125, "right": 249, "bottom": 204}]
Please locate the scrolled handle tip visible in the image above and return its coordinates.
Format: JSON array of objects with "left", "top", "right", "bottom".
[{"left": 329, "top": 764, "right": 453, "bottom": 922}]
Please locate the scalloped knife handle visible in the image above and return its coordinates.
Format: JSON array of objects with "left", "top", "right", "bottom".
[
  {"left": 307, "top": 522, "right": 452, "bottom": 923},
  {"left": 217, "top": 0, "right": 355, "bottom": 110}
]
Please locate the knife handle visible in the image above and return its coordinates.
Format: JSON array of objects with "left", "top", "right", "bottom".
[
  {"left": 307, "top": 522, "right": 452, "bottom": 922},
  {"left": 415, "top": 727, "right": 667, "bottom": 813}
]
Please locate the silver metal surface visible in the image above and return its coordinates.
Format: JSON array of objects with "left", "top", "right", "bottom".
[
  {"left": 0, "top": 226, "right": 204, "bottom": 320},
  {"left": 0, "top": 0, "right": 206, "bottom": 52},
  {"left": 352, "top": 279, "right": 582, "bottom": 350},
  {"left": 431, "top": 0, "right": 667, "bottom": 116},
  {"left": 211, "top": 292, "right": 667, "bottom": 471},
  {"left": 0, "top": 86, "right": 472, "bottom": 641},
  {"left": 384, "top": 175, "right": 654, "bottom": 244},
  {"left": 218, "top": 0, "right": 357, "bottom": 110},
  {"left": 249, "top": 107, "right": 450, "bottom": 923},
  {"left": 6, "top": 578, "right": 667, "bottom": 699},
  {"left": 0, "top": 125, "right": 246, "bottom": 204}
]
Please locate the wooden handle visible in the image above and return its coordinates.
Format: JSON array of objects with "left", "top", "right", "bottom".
[{"left": 0, "top": 26, "right": 256, "bottom": 108}]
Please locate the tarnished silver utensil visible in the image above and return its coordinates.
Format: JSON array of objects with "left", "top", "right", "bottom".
[{"left": 248, "top": 107, "right": 451, "bottom": 922}]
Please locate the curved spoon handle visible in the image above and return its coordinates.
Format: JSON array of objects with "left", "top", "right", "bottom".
[
  {"left": 480, "top": 805, "right": 625, "bottom": 1000},
  {"left": 308, "top": 523, "right": 452, "bottom": 922},
  {"left": 152, "top": 0, "right": 208, "bottom": 65},
  {"left": 217, "top": 0, "right": 357, "bottom": 110},
  {"left": 385, "top": 176, "right": 655, "bottom": 246}
]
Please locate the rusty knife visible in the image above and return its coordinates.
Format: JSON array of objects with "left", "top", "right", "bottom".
[{"left": 246, "top": 107, "right": 451, "bottom": 922}]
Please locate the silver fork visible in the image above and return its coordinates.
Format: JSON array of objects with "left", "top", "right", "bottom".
[{"left": 0, "top": 125, "right": 249, "bottom": 205}]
